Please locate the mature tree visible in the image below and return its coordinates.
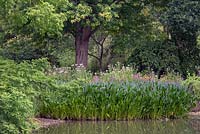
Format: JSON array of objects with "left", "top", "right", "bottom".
[
  {"left": 0, "top": 0, "right": 135, "bottom": 67},
  {"left": 161, "top": 0, "right": 200, "bottom": 77},
  {"left": 113, "top": 1, "right": 169, "bottom": 67},
  {"left": 115, "top": 0, "right": 200, "bottom": 77}
]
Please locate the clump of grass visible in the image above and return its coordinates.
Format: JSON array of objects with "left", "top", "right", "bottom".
[{"left": 39, "top": 81, "right": 195, "bottom": 120}]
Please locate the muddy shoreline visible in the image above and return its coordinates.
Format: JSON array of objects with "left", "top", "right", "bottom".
[{"left": 34, "top": 118, "right": 66, "bottom": 128}]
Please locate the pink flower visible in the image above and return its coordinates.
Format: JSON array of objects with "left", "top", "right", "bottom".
[
  {"left": 132, "top": 74, "right": 141, "bottom": 80},
  {"left": 92, "top": 76, "right": 99, "bottom": 83}
]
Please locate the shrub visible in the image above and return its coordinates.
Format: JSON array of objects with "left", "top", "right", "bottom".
[
  {"left": 39, "top": 81, "right": 195, "bottom": 120},
  {"left": 0, "top": 90, "right": 34, "bottom": 134},
  {"left": 127, "top": 40, "right": 180, "bottom": 76},
  {"left": 0, "top": 57, "right": 58, "bottom": 109},
  {"left": 182, "top": 74, "right": 200, "bottom": 99},
  {"left": 0, "top": 57, "right": 58, "bottom": 133}
]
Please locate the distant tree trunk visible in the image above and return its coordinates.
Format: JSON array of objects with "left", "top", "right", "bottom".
[
  {"left": 98, "top": 37, "right": 104, "bottom": 71},
  {"left": 75, "top": 26, "right": 92, "bottom": 67}
]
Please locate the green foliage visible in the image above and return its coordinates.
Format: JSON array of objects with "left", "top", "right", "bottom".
[
  {"left": 0, "top": 34, "right": 74, "bottom": 66},
  {"left": 162, "top": 0, "right": 200, "bottom": 39},
  {"left": 0, "top": 90, "right": 34, "bottom": 134},
  {"left": 159, "top": 71, "right": 183, "bottom": 83},
  {"left": 0, "top": 0, "right": 125, "bottom": 36},
  {"left": 26, "top": 2, "right": 66, "bottom": 37},
  {"left": 0, "top": 57, "right": 60, "bottom": 114},
  {"left": 112, "top": 2, "right": 167, "bottom": 55},
  {"left": 99, "top": 62, "right": 136, "bottom": 82},
  {"left": 161, "top": 0, "right": 200, "bottom": 76},
  {"left": 0, "top": 0, "right": 133, "bottom": 67},
  {"left": 183, "top": 75, "right": 200, "bottom": 99},
  {"left": 39, "top": 81, "right": 195, "bottom": 120},
  {"left": 50, "top": 35, "right": 75, "bottom": 67},
  {"left": 0, "top": 33, "right": 76, "bottom": 67},
  {"left": 1, "top": 1, "right": 199, "bottom": 133},
  {"left": 0, "top": 36, "right": 46, "bottom": 62},
  {"left": 198, "top": 35, "right": 200, "bottom": 48},
  {"left": 0, "top": 56, "right": 196, "bottom": 134},
  {"left": 55, "top": 48, "right": 75, "bottom": 67},
  {"left": 128, "top": 40, "right": 179, "bottom": 75},
  {"left": 0, "top": 0, "right": 65, "bottom": 37},
  {"left": 0, "top": 57, "right": 61, "bottom": 133},
  {"left": 49, "top": 65, "right": 93, "bottom": 83}
]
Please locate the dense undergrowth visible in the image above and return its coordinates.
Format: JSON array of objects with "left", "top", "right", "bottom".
[
  {"left": 0, "top": 57, "right": 56, "bottom": 133},
  {"left": 0, "top": 57, "right": 197, "bottom": 133},
  {"left": 0, "top": 90, "right": 34, "bottom": 134}
]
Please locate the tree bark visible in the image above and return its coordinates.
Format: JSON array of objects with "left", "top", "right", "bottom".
[{"left": 75, "top": 26, "right": 92, "bottom": 67}]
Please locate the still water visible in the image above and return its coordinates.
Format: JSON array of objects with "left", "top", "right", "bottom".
[{"left": 34, "top": 118, "right": 200, "bottom": 134}]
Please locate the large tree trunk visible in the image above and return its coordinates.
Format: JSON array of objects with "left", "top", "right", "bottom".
[{"left": 75, "top": 26, "right": 92, "bottom": 67}]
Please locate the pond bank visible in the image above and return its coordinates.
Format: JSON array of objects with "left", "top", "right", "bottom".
[
  {"left": 34, "top": 118, "right": 66, "bottom": 128},
  {"left": 34, "top": 102, "right": 200, "bottom": 128},
  {"left": 35, "top": 113, "right": 200, "bottom": 129}
]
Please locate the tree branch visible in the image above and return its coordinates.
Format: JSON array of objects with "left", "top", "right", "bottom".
[
  {"left": 91, "top": 35, "right": 107, "bottom": 46},
  {"left": 88, "top": 53, "right": 100, "bottom": 61},
  {"left": 101, "top": 36, "right": 107, "bottom": 45},
  {"left": 91, "top": 36, "right": 101, "bottom": 45}
]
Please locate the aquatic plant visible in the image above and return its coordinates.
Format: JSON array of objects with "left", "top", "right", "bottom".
[{"left": 39, "top": 81, "right": 195, "bottom": 120}]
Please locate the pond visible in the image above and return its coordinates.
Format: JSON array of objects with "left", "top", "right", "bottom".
[{"left": 34, "top": 117, "right": 200, "bottom": 134}]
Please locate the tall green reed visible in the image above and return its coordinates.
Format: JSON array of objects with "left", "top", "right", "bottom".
[{"left": 39, "top": 81, "right": 195, "bottom": 120}]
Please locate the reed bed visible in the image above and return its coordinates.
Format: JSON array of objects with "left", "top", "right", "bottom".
[{"left": 39, "top": 81, "right": 195, "bottom": 120}]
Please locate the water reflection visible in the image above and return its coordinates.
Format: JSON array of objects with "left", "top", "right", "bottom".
[
  {"left": 34, "top": 119, "right": 200, "bottom": 134},
  {"left": 189, "top": 119, "right": 200, "bottom": 132}
]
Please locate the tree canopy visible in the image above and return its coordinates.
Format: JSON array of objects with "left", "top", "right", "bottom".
[
  {"left": 0, "top": 0, "right": 200, "bottom": 76},
  {"left": 0, "top": 0, "right": 132, "bottom": 67}
]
